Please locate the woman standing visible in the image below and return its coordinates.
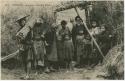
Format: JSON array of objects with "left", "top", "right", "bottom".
[
  {"left": 44, "top": 23, "right": 58, "bottom": 72},
  {"left": 58, "top": 20, "right": 74, "bottom": 70},
  {"left": 72, "top": 16, "right": 87, "bottom": 67}
]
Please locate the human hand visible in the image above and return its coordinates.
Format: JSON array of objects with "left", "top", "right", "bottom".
[{"left": 109, "top": 35, "right": 112, "bottom": 37}]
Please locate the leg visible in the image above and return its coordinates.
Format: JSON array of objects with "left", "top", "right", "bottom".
[
  {"left": 44, "top": 55, "right": 50, "bottom": 73},
  {"left": 23, "top": 60, "right": 27, "bottom": 74},
  {"left": 66, "top": 61, "right": 69, "bottom": 72},
  {"left": 21, "top": 51, "right": 28, "bottom": 77},
  {"left": 87, "top": 44, "right": 91, "bottom": 66},
  {"left": 49, "top": 61, "right": 56, "bottom": 72},
  {"left": 44, "top": 60, "right": 50, "bottom": 73},
  {"left": 77, "top": 56, "right": 80, "bottom": 65},
  {"left": 25, "top": 61, "right": 32, "bottom": 79},
  {"left": 34, "top": 60, "right": 38, "bottom": 75}
]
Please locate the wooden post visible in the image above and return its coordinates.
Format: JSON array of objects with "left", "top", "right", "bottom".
[{"left": 74, "top": 7, "right": 107, "bottom": 62}]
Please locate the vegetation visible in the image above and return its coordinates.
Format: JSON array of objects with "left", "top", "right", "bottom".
[
  {"left": 1, "top": 2, "right": 56, "bottom": 56},
  {"left": 91, "top": 1, "right": 124, "bottom": 45},
  {"left": 1, "top": 1, "right": 124, "bottom": 80}
]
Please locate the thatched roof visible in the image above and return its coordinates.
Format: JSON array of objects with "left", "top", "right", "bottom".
[
  {"left": 55, "top": 1, "right": 89, "bottom": 12},
  {"left": 102, "top": 44, "right": 124, "bottom": 79}
]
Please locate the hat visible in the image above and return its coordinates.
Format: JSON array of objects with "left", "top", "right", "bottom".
[{"left": 16, "top": 15, "right": 30, "bottom": 22}]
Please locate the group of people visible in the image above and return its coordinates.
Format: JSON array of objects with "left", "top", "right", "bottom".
[{"left": 16, "top": 15, "right": 113, "bottom": 79}]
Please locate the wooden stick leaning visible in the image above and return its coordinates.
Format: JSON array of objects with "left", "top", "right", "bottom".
[
  {"left": 1, "top": 50, "right": 19, "bottom": 61},
  {"left": 74, "top": 7, "right": 107, "bottom": 62}
]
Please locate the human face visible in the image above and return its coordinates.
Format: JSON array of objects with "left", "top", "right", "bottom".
[
  {"left": 61, "top": 24, "right": 66, "bottom": 29},
  {"left": 36, "top": 18, "right": 43, "bottom": 24},
  {"left": 101, "top": 26, "right": 106, "bottom": 32},
  {"left": 76, "top": 18, "right": 82, "bottom": 25},
  {"left": 92, "top": 22, "right": 97, "bottom": 27},
  {"left": 19, "top": 19, "right": 26, "bottom": 27}
]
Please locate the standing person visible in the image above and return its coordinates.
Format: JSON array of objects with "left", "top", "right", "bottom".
[
  {"left": 58, "top": 20, "right": 74, "bottom": 70},
  {"left": 72, "top": 16, "right": 87, "bottom": 67},
  {"left": 89, "top": 21, "right": 101, "bottom": 67},
  {"left": 98, "top": 25, "right": 113, "bottom": 63},
  {"left": 16, "top": 15, "right": 34, "bottom": 79},
  {"left": 84, "top": 34, "right": 92, "bottom": 67},
  {"left": 44, "top": 23, "right": 58, "bottom": 73},
  {"left": 32, "top": 17, "right": 46, "bottom": 74},
  {"left": 56, "top": 24, "right": 65, "bottom": 68}
]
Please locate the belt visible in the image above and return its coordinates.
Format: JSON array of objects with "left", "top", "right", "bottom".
[
  {"left": 33, "top": 38, "right": 41, "bottom": 41},
  {"left": 77, "top": 34, "right": 84, "bottom": 36}
]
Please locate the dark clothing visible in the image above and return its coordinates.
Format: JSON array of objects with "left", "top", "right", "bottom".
[
  {"left": 18, "top": 29, "right": 34, "bottom": 61},
  {"left": 98, "top": 30, "right": 112, "bottom": 55},
  {"left": 84, "top": 34, "right": 92, "bottom": 59},
  {"left": 20, "top": 44, "right": 34, "bottom": 62},
  {"left": 32, "top": 23, "right": 46, "bottom": 66},
  {"left": 17, "top": 27, "right": 35, "bottom": 72},
  {"left": 72, "top": 24, "right": 87, "bottom": 47},
  {"left": 72, "top": 24, "right": 87, "bottom": 64},
  {"left": 63, "top": 40, "right": 74, "bottom": 62},
  {"left": 45, "top": 28, "right": 58, "bottom": 62},
  {"left": 32, "top": 23, "right": 45, "bottom": 40},
  {"left": 57, "top": 40, "right": 64, "bottom": 62}
]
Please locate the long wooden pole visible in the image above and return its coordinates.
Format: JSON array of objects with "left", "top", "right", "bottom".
[
  {"left": 1, "top": 50, "right": 19, "bottom": 61},
  {"left": 74, "top": 7, "right": 107, "bottom": 62}
]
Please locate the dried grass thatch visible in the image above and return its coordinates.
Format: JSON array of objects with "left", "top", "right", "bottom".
[
  {"left": 102, "top": 44, "right": 124, "bottom": 79},
  {"left": 55, "top": 1, "right": 87, "bottom": 12}
]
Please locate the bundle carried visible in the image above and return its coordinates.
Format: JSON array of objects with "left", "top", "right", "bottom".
[{"left": 16, "top": 16, "right": 36, "bottom": 39}]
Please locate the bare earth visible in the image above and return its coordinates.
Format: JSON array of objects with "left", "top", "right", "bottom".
[{"left": 1, "top": 66, "right": 106, "bottom": 80}]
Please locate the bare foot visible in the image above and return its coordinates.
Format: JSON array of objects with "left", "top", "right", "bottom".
[
  {"left": 34, "top": 72, "right": 38, "bottom": 76},
  {"left": 22, "top": 75, "right": 30, "bottom": 80},
  {"left": 44, "top": 67, "right": 50, "bottom": 73}
]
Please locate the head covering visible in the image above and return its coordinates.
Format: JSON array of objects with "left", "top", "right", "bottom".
[
  {"left": 16, "top": 15, "right": 30, "bottom": 22},
  {"left": 61, "top": 20, "right": 67, "bottom": 25},
  {"left": 75, "top": 16, "right": 82, "bottom": 21}
]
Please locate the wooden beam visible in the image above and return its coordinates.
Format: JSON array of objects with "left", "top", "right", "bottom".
[
  {"left": 1, "top": 50, "right": 19, "bottom": 61},
  {"left": 55, "top": 1, "right": 87, "bottom": 12},
  {"left": 74, "top": 7, "right": 107, "bottom": 62}
]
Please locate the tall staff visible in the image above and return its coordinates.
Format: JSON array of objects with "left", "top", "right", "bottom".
[{"left": 74, "top": 7, "right": 107, "bottom": 62}]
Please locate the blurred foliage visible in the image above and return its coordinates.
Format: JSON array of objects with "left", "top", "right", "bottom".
[
  {"left": 1, "top": 2, "right": 55, "bottom": 56},
  {"left": 90, "top": 1, "right": 124, "bottom": 45},
  {"left": 1, "top": 1, "right": 124, "bottom": 56}
]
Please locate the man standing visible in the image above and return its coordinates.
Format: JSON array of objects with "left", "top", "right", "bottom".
[
  {"left": 32, "top": 17, "right": 46, "bottom": 73},
  {"left": 16, "top": 15, "right": 34, "bottom": 79}
]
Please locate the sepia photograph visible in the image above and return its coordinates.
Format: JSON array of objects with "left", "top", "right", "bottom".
[{"left": 1, "top": 0, "right": 124, "bottom": 80}]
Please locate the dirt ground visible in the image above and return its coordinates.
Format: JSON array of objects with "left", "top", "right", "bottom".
[{"left": 1, "top": 65, "right": 106, "bottom": 80}]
